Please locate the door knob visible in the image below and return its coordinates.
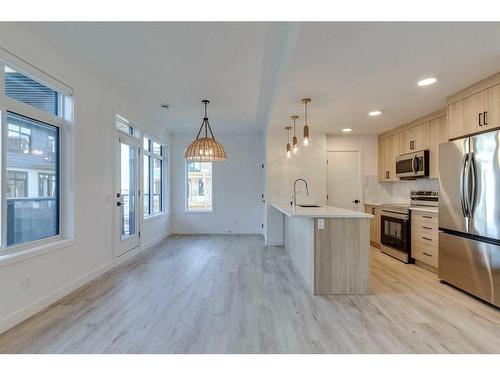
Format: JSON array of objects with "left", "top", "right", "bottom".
[{"left": 352, "top": 199, "right": 360, "bottom": 203}]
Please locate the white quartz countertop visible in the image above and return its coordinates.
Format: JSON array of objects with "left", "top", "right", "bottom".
[
  {"left": 271, "top": 201, "right": 373, "bottom": 219},
  {"left": 409, "top": 206, "right": 439, "bottom": 214}
]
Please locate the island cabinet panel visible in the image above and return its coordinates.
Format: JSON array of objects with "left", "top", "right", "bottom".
[
  {"left": 284, "top": 216, "right": 315, "bottom": 292},
  {"left": 314, "top": 218, "right": 370, "bottom": 294}
]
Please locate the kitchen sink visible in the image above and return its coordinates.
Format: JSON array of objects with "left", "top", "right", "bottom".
[{"left": 298, "top": 204, "right": 321, "bottom": 208}]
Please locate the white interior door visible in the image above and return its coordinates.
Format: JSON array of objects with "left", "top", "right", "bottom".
[
  {"left": 115, "top": 134, "right": 140, "bottom": 256},
  {"left": 327, "top": 151, "right": 363, "bottom": 211}
]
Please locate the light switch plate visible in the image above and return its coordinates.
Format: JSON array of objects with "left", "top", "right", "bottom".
[{"left": 317, "top": 219, "right": 325, "bottom": 229}]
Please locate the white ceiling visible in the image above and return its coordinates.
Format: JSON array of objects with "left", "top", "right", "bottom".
[
  {"left": 270, "top": 22, "right": 500, "bottom": 134},
  {"left": 27, "top": 22, "right": 500, "bottom": 135}
]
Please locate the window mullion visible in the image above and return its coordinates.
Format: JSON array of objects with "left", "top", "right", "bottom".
[
  {"left": 1, "top": 108, "right": 7, "bottom": 248},
  {"left": 149, "top": 154, "right": 153, "bottom": 214}
]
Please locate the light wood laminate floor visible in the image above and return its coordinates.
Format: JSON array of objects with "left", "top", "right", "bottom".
[{"left": 0, "top": 234, "right": 499, "bottom": 353}]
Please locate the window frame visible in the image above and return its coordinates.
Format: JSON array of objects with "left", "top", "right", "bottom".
[
  {"left": 142, "top": 133, "right": 166, "bottom": 219},
  {"left": 0, "top": 49, "right": 73, "bottom": 256},
  {"left": 185, "top": 161, "right": 214, "bottom": 214}
]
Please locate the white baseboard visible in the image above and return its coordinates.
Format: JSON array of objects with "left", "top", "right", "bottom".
[
  {"left": 171, "top": 230, "right": 263, "bottom": 235},
  {"left": 0, "top": 233, "right": 170, "bottom": 335}
]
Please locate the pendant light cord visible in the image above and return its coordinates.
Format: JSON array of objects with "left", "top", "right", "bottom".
[
  {"left": 305, "top": 101, "right": 308, "bottom": 125},
  {"left": 195, "top": 100, "right": 216, "bottom": 140}
]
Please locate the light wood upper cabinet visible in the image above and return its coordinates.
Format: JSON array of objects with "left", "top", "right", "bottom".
[
  {"left": 378, "top": 133, "right": 399, "bottom": 182},
  {"left": 378, "top": 109, "right": 446, "bottom": 181},
  {"left": 486, "top": 83, "right": 500, "bottom": 128},
  {"left": 399, "top": 122, "right": 430, "bottom": 154},
  {"left": 448, "top": 84, "right": 500, "bottom": 139},
  {"left": 429, "top": 115, "right": 448, "bottom": 179}
]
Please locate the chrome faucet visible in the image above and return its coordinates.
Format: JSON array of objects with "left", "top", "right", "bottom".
[{"left": 292, "top": 178, "right": 309, "bottom": 208}]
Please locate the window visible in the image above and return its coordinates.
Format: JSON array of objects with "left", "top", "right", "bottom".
[
  {"left": 7, "top": 171, "right": 28, "bottom": 198},
  {"left": 186, "top": 162, "right": 212, "bottom": 212},
  {"left": 0, "top": 54, "right": 70, "bottom": 251},
  {"left": 143, "top": 136, "right": 165, "bottom": 217},
  {"left": 116, "top": 114, "right": 139, "bottom": 138},
  {"left": 38, "top": 173, "right": 56, "bottom": 197},
  {"left": 4, "top": 66, "right": 59, "bottom": 115},
  {"left": 5, "top": 113, "right": 59, "bottom": 246}
]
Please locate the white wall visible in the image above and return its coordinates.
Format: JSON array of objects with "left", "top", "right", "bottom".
[
  {"left": 0, "top": 24, "right": 171, "bottom": 333},
  {"left": 171, "top": 132, "right": 264, "bottom": 234},
  {"left": 266, "top": 128, "right": 327, "bottom": 205},
  {"left": 264, "top": 128, "right": 327, "bottom": 245}
]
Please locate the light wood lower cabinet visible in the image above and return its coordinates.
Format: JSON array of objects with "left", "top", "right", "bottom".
[
  {"left": 364, "top": 204, "right": 380, "bottom": 248},
  {"left": 411, "top": 210, "right": 438, "bottom": 271}
]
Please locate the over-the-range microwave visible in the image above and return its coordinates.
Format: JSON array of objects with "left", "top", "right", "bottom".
[{"left": 395, "top": 150, "right": 429, "bottom": 179}]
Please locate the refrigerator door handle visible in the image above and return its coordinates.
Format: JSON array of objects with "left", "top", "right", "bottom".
[
  {"left": 468, "top": 152, "right": 477, "bottom": 218},
  {"left": 460, "top": 153, "right": 470, "bottom": 218}
]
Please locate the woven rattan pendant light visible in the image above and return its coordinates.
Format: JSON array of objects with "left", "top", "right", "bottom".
[{"left": 185, "top": 100, "right": 226, "bottom": 161}]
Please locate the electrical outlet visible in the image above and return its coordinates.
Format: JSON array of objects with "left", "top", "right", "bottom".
[
  {"left": 317, "top": 219, "right": 325, "bottom": 230},
  {"left": 22, "top": 277, "right": 32, "bottom": 290}
]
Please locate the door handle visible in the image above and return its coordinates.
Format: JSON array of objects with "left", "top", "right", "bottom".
[
  {"left": 460, "top": 153, "right": 470, "bottom": 218},
  {"left": 483, "top": 111, "right": 488, "bottom": 125},
  {"left": 352, "top": 199, "right": 360, "bottom": 204},
  {"left": 117, "top": 201, "right": 122, "bottom": 207},
  {"left": 479, "top": 112, "right": 483, "bottom": 126},
  {"left": 468, "top": 152, "right": 477, "bottom": 218}
]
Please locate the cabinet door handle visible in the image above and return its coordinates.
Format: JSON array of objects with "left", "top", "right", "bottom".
[
  {"left": 484, "top": 111, "right": 488, "bottom": 125},
  {"left": 386, "top": 171, "right": 389, "bottom": 179},
  {"left": 479, "top": 112, "right": 483, "bottom": 126},
  {"left": 422, "top": 226, "right": 432, "bottom": 230},
  {"left": 422, "top": 236, "right": 432, "bottom": 241},
  {"left": 422, "top": 215, "right": 432, "bottom": 219},
  {"left": 423, "top": 252, "right": 433, "bottom": 257}
]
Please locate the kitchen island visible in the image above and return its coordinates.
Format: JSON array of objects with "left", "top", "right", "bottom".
[{"left": 269, "top": 202, "right": 373, "bottom": 295}]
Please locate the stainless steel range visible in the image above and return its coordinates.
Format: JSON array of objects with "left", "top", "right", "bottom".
[
  {"left": 380, "top": 191, "right": 439, "bottom": 263},
  {"left": 380, "top": 203, "right": 411, "bottom": 263}
]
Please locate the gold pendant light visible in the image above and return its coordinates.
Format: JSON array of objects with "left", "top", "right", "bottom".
[
  {"left": 185, "top": 100, "right": 226, "bottom": 161},
  {"left": 302, "top": 98, "right": 311, "bottom": 146},
  {"left": 285, "top": 126, "right": 292, "bottom": 159},
  {"left": 291, "top": 115, "right": 299, "bottom": 154}
]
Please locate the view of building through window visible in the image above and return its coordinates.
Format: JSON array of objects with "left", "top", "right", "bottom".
[
  {"left": 6, "top": 112, "right": 59, "bottom": 246},
  {"left": 4, "top": 66, "right": 60, "bottom": 116},
  {"left": 186, "top": 162, "right": 212, "bottom": 211}
]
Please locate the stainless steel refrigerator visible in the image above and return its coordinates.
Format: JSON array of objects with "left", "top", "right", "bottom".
[{"left": 439, "top": 130, "right": 500, "bottom": 307}]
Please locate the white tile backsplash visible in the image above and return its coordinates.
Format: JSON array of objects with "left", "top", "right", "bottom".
[{"left": 363, "top": 175, "right": 439, "bottom": 205}]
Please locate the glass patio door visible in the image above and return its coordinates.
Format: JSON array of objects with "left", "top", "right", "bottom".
[{"left": 116, "top": 135, "right": 140, "bottom": 256}]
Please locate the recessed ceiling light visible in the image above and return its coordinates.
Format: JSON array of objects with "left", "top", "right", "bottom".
[
  {"left": 369, "top": 110, "right": 382, "bottom": 117},
  {"left": 161, "top": 104, "right": 170, "bottom": 109},
  {"left": 342, "top": 128, "right": 352, "bottom": 133},
  {"left": 417, "top": 77, "right": 437, "bottom": 87}
]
